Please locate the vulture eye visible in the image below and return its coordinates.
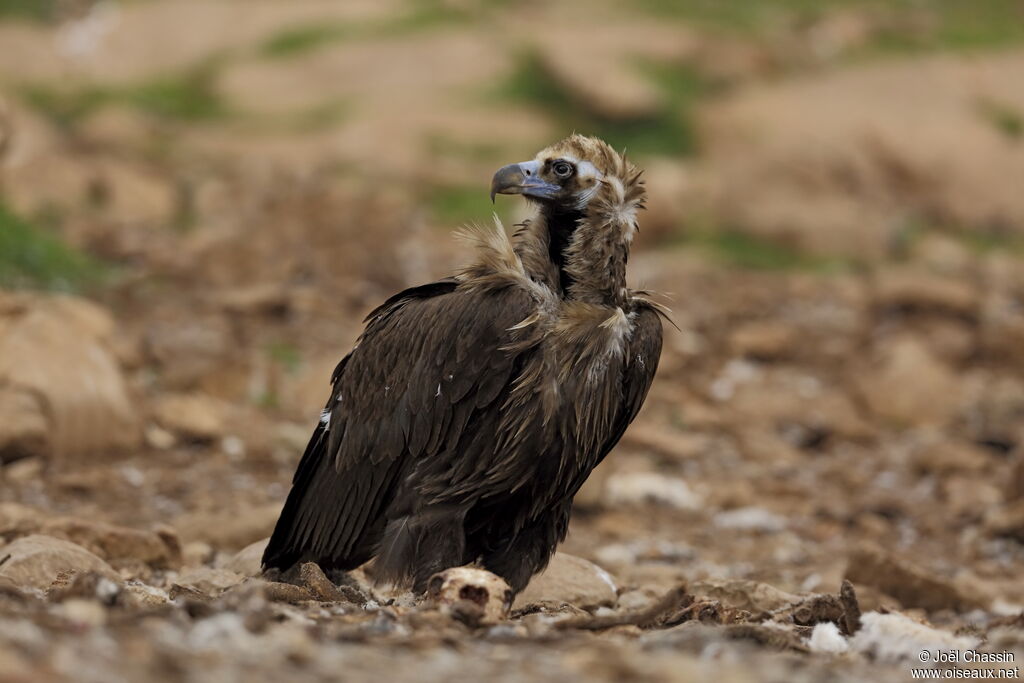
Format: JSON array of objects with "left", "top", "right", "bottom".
[{"left": 552, "top": 161, "right": 574, "bottom": 179}]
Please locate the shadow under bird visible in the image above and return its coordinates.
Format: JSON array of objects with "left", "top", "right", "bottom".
[{"left": 262, "top": 135, "right": 667, "bottom": 593}]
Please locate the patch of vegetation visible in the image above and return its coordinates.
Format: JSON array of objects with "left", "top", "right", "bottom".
[
  {"left": 925, "top": 0, "right": 1024, "bottom": 50},
  {"left": 427, "top": 185, "right": 504, "bottom": 226},
  {"left": 21, "top": 64, "right": 228, "bottom": 128},
  {"left": 0, "top": 202, "right": 107, "bottom": 291},
  {"left": 261, "top": 24, "right": 357, "bottom": 58},
  {"left": 267, "top": 341, "right": 302, "bottom": 374},
  {"left": 494, "top": 53, "right": 709, "bottom": 157},
  {"left": 638, "top": 0, "right": 1024, "bottom": 52},
  {"left": 638, "top": 0, "right": 837, "bottom": 31},
  {"left": 978, "top": 99, "right": 1024, "bottom": 141},
  {"left": 680, "top": 228, "right": 850, "bottom": 272},
  {"left": 950, "top": 228, "right": 1024, "bottom": 256},
  {"left": 0, "top": 0, "right": 58, "bottom": 22},
  {"left": 259, "top": 1, "right": 471, "bottom": 58}
]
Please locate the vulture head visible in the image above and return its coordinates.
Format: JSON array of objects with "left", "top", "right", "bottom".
[
  {"left": 490, "top": 134, "right": 643, "bottom": 215},
  {"left": 488, "top": 134, "right": 645, "bottom": 301}
]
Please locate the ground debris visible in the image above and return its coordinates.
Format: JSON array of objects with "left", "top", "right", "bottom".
[
  {"left": 839, "top": 580, "right": 862, "bottom": 635},
  {"left": 722, "top": 623, "right": 811, "bottom": 652},
  {"left": 259, "top": 581, "right": 316, "bottom": 605},
  {"left": 554, "top": 585, "right": 692, "bottom": 631},
  {"left": 300, "top": 562, "right": 368, "bottom": 605},
  {"left": 2, "top": 4, "right": 1024, "bottom": 682},
  {"left": 845, "top": 544, "right": 989, "bottom": 612}
]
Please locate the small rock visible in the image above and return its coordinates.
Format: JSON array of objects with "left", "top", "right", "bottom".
[
  {"left": 845, "top": 544, "right": 989, "bottom": 612},
  {"left": 980, "top": 292, "right": 1024, "bottom": 367},
  {"left": 620, "top": 423, "right": 708, "bottom": 460},
  {"left": 153, "top": 393, "right": 230, "bottom": 442},
  {"left": 691, "top": 578, "right": 800, "bottom": 613},
  {"left": 984, "top": 500, "right": 1024, "bottom": 543},
  {"left": 47, "top": 570, "right": 121, "bottom": 604},
  {"left": 617, "top": 588, "right": 657, "bottom": 612},
  {"left": 143, "top": 313, "right": 233, "bottom": 389},
  {"left": 144, "top": 424, "right": 176, "bottom": 450},
  {"left": 260, "top": 581, "right": 315, "bottom": 604},
  {"left": 0, "top": 502, "right": 45, "bottom": 542},
  {"left": 729, "top": 321, "right": 798, "bottom": 361},
  {"left": 909, "top": 439, "right": 995, "bottom": 476},
  {"left": 0, "top": 387, "right": 48, "bottom": 463},
  {"left": 59, "top": 598, "right": 108, "bottom": 628},
  {"left": 1, "top": 456, "right": 44, "bottom": 485},
  {"left": 0, "top": 293, "right": 140, "bottom": 460},
  {"left": 856, "top": 337, "right": 962, "bottom": 426},
  {"left": 713, "top": 507, "right": 788, "bottom": 533},
  {"left": 872, "top": 268, "right": 979, "bottom": 317},
  {"left": 120, "top": 580, "right": 170, "bottom": 609},
  {"left": 0, "top": 535, "right": 119, "bottom": 589},
  {"left": 173, "top": 567, "right": 245, "bottom": 595},
  {"left": 182, "top": 541, "right": 214, "bottom": 568},
  {"left": 173, "top": 503, "right": 281, "bottom": 551},
  {"left": 513, "top": 553, "right": 617, "bottom": 611},
  {"left": 211, "top": 284, "right": 290, "bottom": 315},
  {"left": 225, "top": 538, "right": 268, "bottom": 577},
  {"left": 942, "top": 475, "right": 1003, "bottom": 517},
  {"left": 427, "top": 566, "right": 512, "bottom": 626},
  {"left": 40, "top": 517, "right": 181, "bottom": 569},
  {"left": 604, "top": 471, "right": 703, "bottom": 510},
  {"left": 299, "top": 562, "right": 364, "bottom": 604}
]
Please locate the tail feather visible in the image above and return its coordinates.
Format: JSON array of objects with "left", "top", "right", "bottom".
[{"left": 372, "top": 506, "right": 468, "bottom": 591}]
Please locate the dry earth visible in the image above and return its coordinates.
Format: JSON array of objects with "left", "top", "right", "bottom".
[{"left": 2, "top": 1, "right": 1024, "bottom": 681}]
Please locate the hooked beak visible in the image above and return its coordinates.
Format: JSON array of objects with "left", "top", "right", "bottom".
[{"left": 490, "top": 160, "right": 560, "bottom": 203}]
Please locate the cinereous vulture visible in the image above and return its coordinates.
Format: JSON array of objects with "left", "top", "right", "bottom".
[{"left": 263, "top": 135, "right": 666, "bottom": 593}]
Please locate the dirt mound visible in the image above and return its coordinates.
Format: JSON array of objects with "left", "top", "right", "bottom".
[
  {"left": 698, "top": 51, "right": 1024, "bottom": 257},
  {"left": 0, "top": 293, "right": 139, "bottom": 462}
]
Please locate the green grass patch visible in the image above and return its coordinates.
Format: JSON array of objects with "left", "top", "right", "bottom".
[
  {"left": 637, "top": 0, "right": 842, "bottom": 31},
  {"left": 638, "top": 0, "right": 1024, "bottom": 52},
  {"left": 924, "top": 0, "right": 1024, "bottom": 50},
  {"left": 0, "top": 0, "right": 58, "bottom": 21},
  {"left": 266, "top": 341, "right": 302, "bottom": 374},
  {"left": 978, "top": 98, "right": 1024, "bottom": 141},
  {"left": 493, "top": 53, "right": 709, "bottom": 157},
  {"left": 951, "top": 228, "right": 1024, "bottom": 256},
  {"left": 679, "top": 229, "right": 851, "bottom": 272},
  {"left": 0, "top": 202, "right": 107, "bottom": 291},
  {"left": 427, "top": 185, "right": 505, "bottom": 226},
  {"left": 260, "top": 24, "right": 357, "bottom": 58},
  {"left": 259, "top": 0, "right": 471, "bottom": 58},
  {"left": 22, "top": 64, "right": 228, "bottom": 128}
]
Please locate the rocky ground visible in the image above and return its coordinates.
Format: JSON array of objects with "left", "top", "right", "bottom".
[{"left": 2, "top": 1, "right": 1024, "bottom": 681}]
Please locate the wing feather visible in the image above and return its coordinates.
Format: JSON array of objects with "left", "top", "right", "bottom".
[{"left": 262, "top": 279, "right": 538, "bottom": 571}]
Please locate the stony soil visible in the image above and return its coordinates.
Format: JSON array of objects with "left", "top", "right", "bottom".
[{"left": 2, "top": 1, "right": 1024, "bottom": 681}]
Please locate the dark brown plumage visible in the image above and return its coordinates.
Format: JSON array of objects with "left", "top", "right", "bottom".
[{"left": 262, "top": 135, "right": 666, "bottom": 593}]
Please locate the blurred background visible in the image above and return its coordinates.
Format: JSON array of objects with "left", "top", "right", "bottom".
[{"left": 2, "top": 0, "right": 1024, "bottom": 680}]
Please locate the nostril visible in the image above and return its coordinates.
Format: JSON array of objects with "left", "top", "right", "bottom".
[{"left": 459, "top": 585, "right": 489, "bottom": 606}]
